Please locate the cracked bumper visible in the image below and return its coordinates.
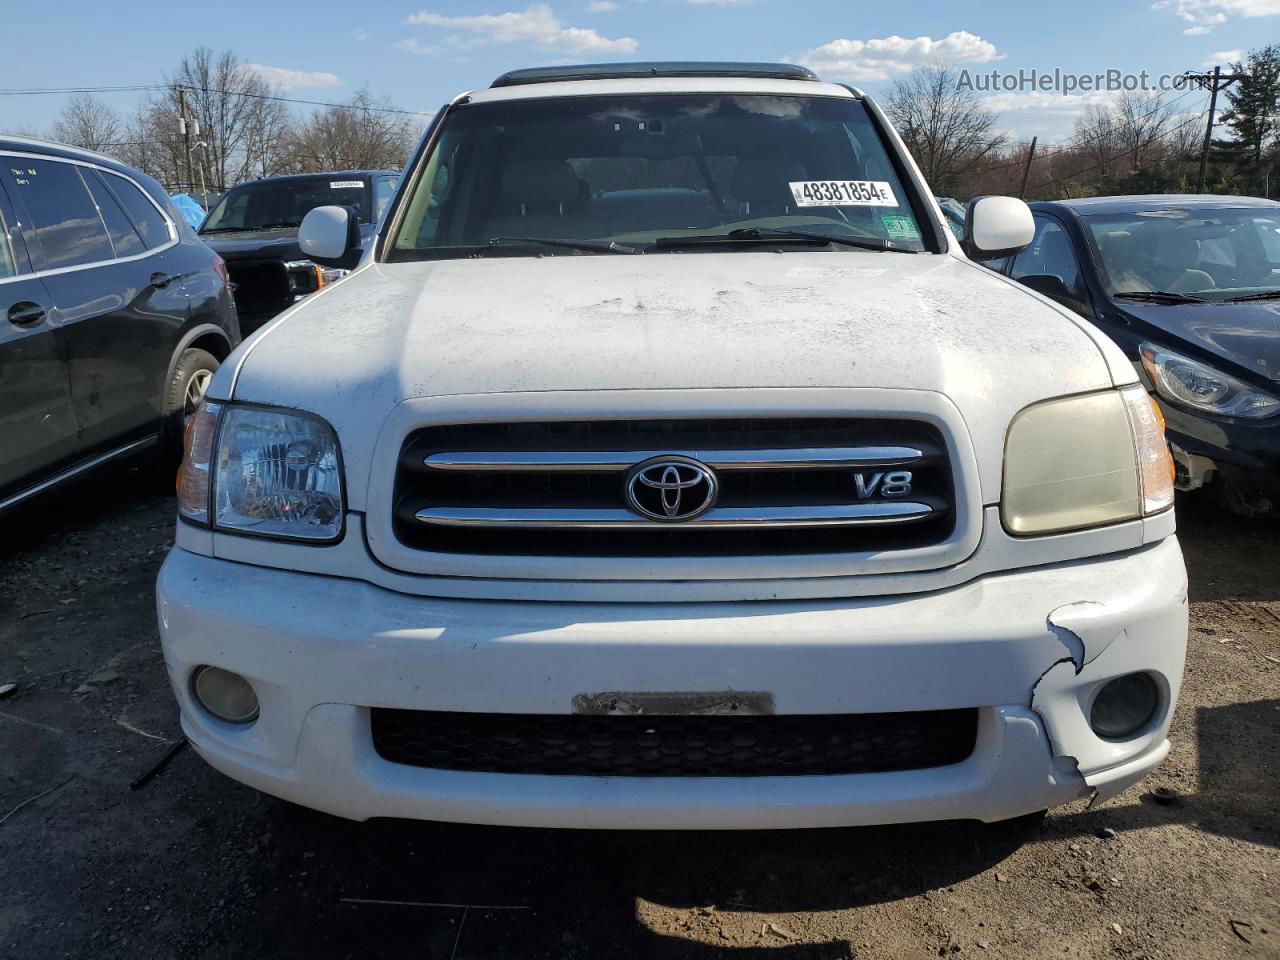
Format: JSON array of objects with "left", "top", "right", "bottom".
[{"left": 155, "top": 538, "right": 1187, "bottom": 829}]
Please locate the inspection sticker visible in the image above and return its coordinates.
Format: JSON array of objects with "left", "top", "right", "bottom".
[
  {"left": 881, "top": 215, "right": 921, "bottom": 241},
  {"left": 788, "top": 180, "right": 898, "bottom": 208},
  {"left": 329, "top": 180, "right": 363, "bottom": 189}
]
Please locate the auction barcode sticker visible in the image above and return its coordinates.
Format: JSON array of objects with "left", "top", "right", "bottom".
[
  {"left": 329, "top": 180, "right": 363, "bottom": 189},
  {"left": 789, "top": 180, "right": 898, "bottom": 208}
]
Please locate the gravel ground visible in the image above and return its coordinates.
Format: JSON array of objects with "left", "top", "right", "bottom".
[{"left": 0, "top": 459, "right": 1276, "bottom": 960}]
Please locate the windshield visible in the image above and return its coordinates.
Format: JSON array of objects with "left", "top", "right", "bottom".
[
  {"left": 390, "top": 94, "right": 928, "bottom": 257},
  {"left": 201, "top": 176, "right": 372, "bottom": 233},
  {"left": 1086, "top": 207, "right": 1280, "bottom": 301}
]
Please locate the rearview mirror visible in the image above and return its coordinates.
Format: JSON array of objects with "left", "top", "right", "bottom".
[
  {"left": 299, "top": 205, "right": 362, "bottom": 269},
  {"left": 963, "top": 196, "right": 1034, "bottom": 260}
]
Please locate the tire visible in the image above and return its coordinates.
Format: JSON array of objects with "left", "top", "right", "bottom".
[{"left": 161, "top": 347, "right": 219, "bottom": 466}]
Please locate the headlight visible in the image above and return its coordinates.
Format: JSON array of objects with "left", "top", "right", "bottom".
[
  {"left": 1140, "top": 343, "right": 1280, "bottom": 419},
  {"left": 177, "top": 402, "right": 345, "bottom": 542},
  {"left": 285, "top": 259, "right": 349, "bottom": 298},
  {"left": 1002, "top": 387, "right": 1174, "bottom": 535}
]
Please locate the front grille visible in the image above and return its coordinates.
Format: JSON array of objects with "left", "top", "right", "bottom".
[
  {"left": 226, "top": 259, "right": 290, "bottom": 318},
  {"left": 370, "top": 708, "right": 978, "bottom": 777},
  {"left": 393, "top": 418, "right": 954, "bottom": 557}
]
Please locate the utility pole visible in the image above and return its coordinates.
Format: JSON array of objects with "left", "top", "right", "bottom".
[
  {"left": 1018, "top": 136, "right": 1038, "bottom": 199},
  {"left": 1183, "top": 66, "right": 1246, "bottom": 193},
  {"left": 177, "top": 86, "right": 194, "bottom": 194}
]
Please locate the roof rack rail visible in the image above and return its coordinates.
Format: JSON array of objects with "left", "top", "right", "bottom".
[{"left": 491, "top": 61, "right": 819, "bottom": 88}]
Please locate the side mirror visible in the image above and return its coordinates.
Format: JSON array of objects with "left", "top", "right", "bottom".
[
  {"left": 299, "top": 205, "right": 362, "bottom": 270},
  {"left": 1018, "top": 274, "right": 1087, "bottom": 315},
  {"left": 963, "top": 196, "right": 1034, "bottom": 260}
]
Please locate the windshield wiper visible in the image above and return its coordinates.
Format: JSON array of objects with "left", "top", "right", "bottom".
[
  {"left": 654, "top": 228, "right": 918, "bottom": 253},
  {"left": 1223, "top": 290, "right": 1280, "bottom": 303},
  {"left": 198, "top": 227, "right": 252, "bottom": 234},
  {"left": 480, "top": 236, "right": 641, "bottom": 255},
  {"left": 1113, "top": 291, "right": 1209, "bottom": 304}
]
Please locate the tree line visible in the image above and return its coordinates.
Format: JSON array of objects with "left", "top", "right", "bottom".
[
  {"left": 19, "top": 43, "right": 1280, "bottom": 204},
  {"left": 887, "top": 44, "right": 1280, "bottom": 202},
  {"left": 40, "top": 47, "right": 422, "bottom": 199}
]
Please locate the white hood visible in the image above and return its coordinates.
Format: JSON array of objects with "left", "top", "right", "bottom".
[{"left": 219, "top": 250, "right": 1129, "bottom": 501}]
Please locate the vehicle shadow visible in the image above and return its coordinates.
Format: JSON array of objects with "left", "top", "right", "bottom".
[
  {"left": 0, "top": 455, "right": 170, "bottom": 564},
  {"left": 191, "top": 703, "right": 1279, "bottom": 959},
  {"left": 216, "top": 808, "right": 1045, "bottom": 959},
  {"left": 1175, "top": 490, "right": 1280, "bottom": 603}
]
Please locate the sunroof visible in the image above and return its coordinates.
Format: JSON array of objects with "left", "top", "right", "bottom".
[{"left": 491, "top": 62, "right": 819, "bottom": 88}]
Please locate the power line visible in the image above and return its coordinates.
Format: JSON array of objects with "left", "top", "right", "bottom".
[
  {"left": 0, "top": 84, "right": 156, "bottom": 95},
  {"left": 945, "top": 84, "right": 1206, "bottom": 184},
  {"left": 0, "top": 81, "right": 432, "bottom": 116},
  {"left": 966, "top": 85, "right": 1207, "bottom": 186},
  {"left": 1026, "top": 105, "right": 1212, "bottom": 195}
]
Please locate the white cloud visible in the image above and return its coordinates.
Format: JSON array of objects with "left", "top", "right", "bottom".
[
  {"left": 1152, "top": 0, "right": 1280, "bottom": 34},
  {"left": 396, "top": 37, "right": 444, "bottom": 56},
  {"left": 979, "top": 90, "right": 1120, "bottom": 115},
  {"left": 585, "top": 0, "right": 619, "bottom": 9},
  {"left": 1204, "top": 48, "right": 1245, "bottom": 65},
  {"left": 351, "top": 28, "right": 371, "bottom": 41},
  {"left": 240, "top": 64, "right": 341, "bottom": 91},
  {"left": 405, "top": 4, "right": 637, "bottom": 53},
  {"left": 795, "top": 31, "right": 1001, "bottom": 83},
  {"left": 687, "top": 0, "right": 752, "bottom": 5}
]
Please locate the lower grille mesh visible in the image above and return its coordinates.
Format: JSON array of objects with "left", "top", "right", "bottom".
[{"left": 370, "top": 708, "right": 978, "bottom": 777}]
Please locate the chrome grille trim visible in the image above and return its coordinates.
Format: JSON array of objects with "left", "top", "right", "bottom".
[
  {"left": 392, "top": 413, "right": 958, "bottom": 560},
  {"left": 422, "top": 446, "right": 925, "bottom": 472},
  {"left": 415, "top": 501, "right": 935, "bottom": 529}
]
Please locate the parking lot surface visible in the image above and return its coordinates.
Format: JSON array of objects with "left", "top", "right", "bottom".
[{"left": 1, "top": 462, "right": 1276, "bottom": 960}]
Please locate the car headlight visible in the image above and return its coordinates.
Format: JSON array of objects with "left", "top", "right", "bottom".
[
  {"left": 285, "top": 259, "right": 349, "bottom": 298},
  {"left": 1140, "top": 343, "right": 1280, "bottom": 419},
  {"left": 177, "top": 402, "right": 344, "bottom": 542},
  {"left": 1002, "top": 386, "right": 1174, "bottom": 535}
]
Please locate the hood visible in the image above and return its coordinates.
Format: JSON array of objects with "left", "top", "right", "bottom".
[
  {"left": 200, "top": 228, "right": 302, "bottom": 260},
  {"left": 223, "top": 251, "right": 1119, "bottom": 502},
  {"left": 1118, "top": 299, "right": 1280, "bottom": 383},
  {"left": 200, "top": 221, "right": 376, "bottom": 260}
]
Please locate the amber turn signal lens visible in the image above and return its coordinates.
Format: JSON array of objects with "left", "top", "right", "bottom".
[{"left": 176, "top": 401, "right": 222, "bottom": 525}]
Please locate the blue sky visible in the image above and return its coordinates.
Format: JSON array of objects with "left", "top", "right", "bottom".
[{"left": 2, "top": 0, "right": 1276, "bottom": 144}]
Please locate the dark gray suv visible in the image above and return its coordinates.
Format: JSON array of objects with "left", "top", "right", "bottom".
[{"left": 1, "top": 136, "right": 239, "bottom": 512}]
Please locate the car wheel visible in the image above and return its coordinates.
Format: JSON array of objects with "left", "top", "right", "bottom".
[{"left": 162, "top": 348, "right": 219, "bottom": 465}]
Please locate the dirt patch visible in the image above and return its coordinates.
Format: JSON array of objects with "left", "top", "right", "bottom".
[{"left": 0, "top": 467, "right": 1276, "bottom": 959}]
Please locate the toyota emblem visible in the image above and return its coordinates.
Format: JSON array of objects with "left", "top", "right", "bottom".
[{"left": 624, "top": 456, "right": 718, "bottom": 522}]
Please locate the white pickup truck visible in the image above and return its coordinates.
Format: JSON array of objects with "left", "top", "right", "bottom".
[{"left": 158, "top": 62, "right": 1187, "bottom": 830}]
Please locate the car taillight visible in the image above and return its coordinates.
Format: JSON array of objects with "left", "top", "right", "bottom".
[{"left": 213, "top": 255, "right": 231, "bottom": 288}]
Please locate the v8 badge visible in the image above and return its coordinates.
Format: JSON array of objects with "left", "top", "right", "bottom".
[{"left": 853, "top": 470, "right": 913, "bottom": 498}]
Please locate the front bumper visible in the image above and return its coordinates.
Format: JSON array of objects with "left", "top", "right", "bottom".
[
  {"left": 156, "top": 537, "right": 1187, "bottom": 829},
  {"left": 1163, "top": 402, "right": 1280, "bottom": 506}
]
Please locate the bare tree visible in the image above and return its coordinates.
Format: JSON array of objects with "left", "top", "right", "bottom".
[
  {"left": 135, "top": 48, "right": 292, "bottom": 192},
  {"left": 1071, "top": 92, "right": 1179, "bottom": 174},
  {"left": 887, "top": 64, "right": 1006, "bottom": 194},
  {"left": 1072, "top": 103, "right": 1123, "bottom": 175},
  {"left": 286, "top": 89, "right": 417, "bottom": 172},
  {"left": 52, "top": 93, "right": 122, "bottom": 152}
]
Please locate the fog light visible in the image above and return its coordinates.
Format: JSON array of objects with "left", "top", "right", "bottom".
[
  {"left": 1089, "top": 673, "right": 1158, "bottom": 739},
  {"left": 192, "top": 666, "right": 259, "bottom": 724}
]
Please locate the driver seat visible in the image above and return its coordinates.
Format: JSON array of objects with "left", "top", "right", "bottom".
[{"left": 482, "top": 159, "right": 604, "bottom": 240}]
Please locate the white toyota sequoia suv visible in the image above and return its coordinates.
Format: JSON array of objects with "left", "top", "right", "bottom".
[{"left": 159, "top": 62, "right": 1188, "bottom": 829}]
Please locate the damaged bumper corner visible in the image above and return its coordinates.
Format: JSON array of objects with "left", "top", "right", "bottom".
[{"left": 1034, "top": 571, "right": 1188, "bottom": 807}]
